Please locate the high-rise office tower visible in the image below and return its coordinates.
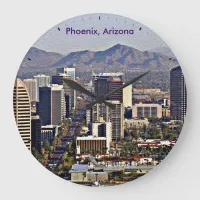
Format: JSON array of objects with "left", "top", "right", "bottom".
[
  {"left": 105, "top": 101, "right": 124, "bottom": 141},
  {"left": 13, "top": 79, "right": 31, "bottom": 150},
  {"left": 170, "top": 66, "right": 187, "bottom": 121},
  {"left": 33, "top": 74, "right": 50, "bottom": 87},
  {"left": 31, "top": 115, "right": 41, "bottom": 152},
  {"left": 38, "top": 84, "right": 66, "bottom": 125},
  {"left": 93, "top": 72, "right": 124, "bottom": 97},
  {"left": 92, "top": 101, "right": 124, "bottom": 140},
  {"left": 92, "top": 73, "right": 124, "bottom": 140},
  {"left": 52, "top": 73, "right": 72, "bottom": 113},
  {"left": 24, "top": 79, "right": 38, "bottom": 102},
  {"left": 94, "top": 77, "right": 109, "bottom": 96},
  {"left": 33, "top": 74, "right": 50, "bottom": 100},
  {"left": 123, "top": 84, "right": 132, "bottom": 108},
  {"left": 107, "top": 77, "right": 123, "bottom": 102},
  {"left": 56, "top": 67, "right": 76, "bottom": 109}
]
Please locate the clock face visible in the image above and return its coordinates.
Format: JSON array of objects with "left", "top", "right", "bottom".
[{"left": 14, "top": 13, "right": 187, "bottom": 186}]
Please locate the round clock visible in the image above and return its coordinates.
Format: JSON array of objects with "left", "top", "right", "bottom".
[{"left": 13, "top": 13, "right": 187, "bottom": 187}]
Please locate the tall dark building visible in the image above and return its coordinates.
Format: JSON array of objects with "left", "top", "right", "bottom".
[
  {"left": 38, "top": 85, "right": 66, "bottom": 125},
  {"left": 94, "top": 77, "right": 108, "bottom": 96},
  {"left": 38, "top": 86, "right": 51, "bottom": 125},
  {"left": 170, "top": 66, "right": 187, "bottom": 121},
  {"left": 92, "top": 73, "right": 124, "bottom": 140},
  {"left": 65, "top": 94, "right": 70, "bottom": 118},
  {"left": 93, "top": 72, "right": 124, "bottom": 97},
  {"left": 31, "top": 116, "right": 41, "bottom": 152},
  {"left": 107, "top": 77, "right": 123, "bottom": 103}
]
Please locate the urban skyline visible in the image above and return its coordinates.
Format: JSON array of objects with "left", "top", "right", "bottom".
[
  {"left": 13, "top": 13, "right": 186, "bottom": 187},
  {"left": 13, "top": 64, "right": 187, "bottom": 186}
]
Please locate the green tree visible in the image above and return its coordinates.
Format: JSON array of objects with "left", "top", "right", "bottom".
[{"left": 43, "top": 140, "right": 51, "bottom": 151}]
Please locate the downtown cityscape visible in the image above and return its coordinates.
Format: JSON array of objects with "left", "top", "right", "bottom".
[
  {"left": 13, "top": 64, "right": 187, "bottom": 186},
  {"left": 13, "top": 14, "right": 187, "bottom": 187}
]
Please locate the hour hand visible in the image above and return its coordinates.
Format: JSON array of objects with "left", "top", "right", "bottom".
[
  {"left": 104, "top": 71, "right": 150, "bottom": 98},
  {"left": 63, "top": 78, "right": 96, "bottom": 99}
]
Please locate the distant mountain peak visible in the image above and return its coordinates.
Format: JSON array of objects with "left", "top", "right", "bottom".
[
  {"left": 20, "top": 47, "right": 64, "bottom": 68},
  {"left": 19, "top": 44, "right": 179, "bottom": 78}
]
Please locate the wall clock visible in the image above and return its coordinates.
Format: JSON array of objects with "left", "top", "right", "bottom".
[{"left": 13, "top": 13, "right": 187, "bottom": 187}]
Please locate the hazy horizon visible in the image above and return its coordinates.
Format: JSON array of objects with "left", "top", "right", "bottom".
[{"left": 33, "top": 13, "right": 169, "bottom": 55}]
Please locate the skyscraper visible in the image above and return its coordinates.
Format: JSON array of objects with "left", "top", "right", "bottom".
[
  {"left": 24, "top": 78, "right": 38, "bottom": 102},
  {"left": 65, "top": 94, "right": 70, "bottom": 118},
  {"left": 105, "top": 101, "right": 124, "bottom": 141},
  {"left": 94, "top": 77, "right": 109, "bottom": 96},
  {"left": 92, "top": 73, "right": 125, "bottom": 140},
  {"left": 107, "top": 77, "right": 123, "bottom": 102},
  {"left": 13, "top": 79, "right": 31, "bottom": 150},
  {"left": 92, "top": 101, "right": 124, "bottom": 140},
  {"left": 33, "top": 74, "right": 50, "bottom": 87},
  {"left": 38, "top": 84, "right": 66, "bottom": 125},
  {"left": 52, "top": 73, "right": 72, "bottom": 113},
  {"left": 123, "top": 84, "right": 132, "bottom": 108},
  {"left": 33, "top": 74, "right": 50, "bottom": 100},
  {"left": 93, "top": 72, "right": 124, "bottom": 97},
  {"left": 56, "top": 67, "right": 76, "bottom": 109},
  {"left": 31, "top": 115, "right": 41, "bottom": 152},
  {"left": 170, "top": 66, "right": 187, "bottom": 121}
]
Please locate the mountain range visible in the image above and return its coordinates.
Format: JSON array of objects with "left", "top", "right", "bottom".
[
  {"left": 18, "top": 44, "right": 179, "bottom": 78},
  {"left": 149, "top": 47, "right": 175, "bottom": 58}
]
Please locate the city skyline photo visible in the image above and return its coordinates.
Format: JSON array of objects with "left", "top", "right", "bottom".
[{"left": 13, "top": 13, "right": 187, "bottom": 187}]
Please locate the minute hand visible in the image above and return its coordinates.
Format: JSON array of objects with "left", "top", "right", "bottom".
[
  {"left": 63, "top": 78, "right": 96, "bottom": 99},
  {"left": 104, "top": 71, "right": 150, "bottom": 99}
]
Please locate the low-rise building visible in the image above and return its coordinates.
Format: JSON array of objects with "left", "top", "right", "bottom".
[
  {"left": 76, "top": 136, "right": 110, "bottom": 154},
  {"left": 132, "top": 103, "right": 162, "bottom": 118},
  {"left": 70, "top": 164, "right": 108, "bottom": 183},
  {"left": 124, "top": 118, "right": 149, "bottom": 129}
]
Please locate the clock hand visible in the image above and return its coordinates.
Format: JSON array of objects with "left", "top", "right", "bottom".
[
  {"left": 63, "top": 78, "right": 96, "bottom": 99},
  {"left": 104, "top": 71, "right": 151, "bottom": 99},
  {"left": 86, "top": 101, "right": 97, "bottom": 110}
]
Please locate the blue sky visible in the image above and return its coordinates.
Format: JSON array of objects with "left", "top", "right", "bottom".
[{"left": 33, "top": 13, "right": 168, "bottom": 55}]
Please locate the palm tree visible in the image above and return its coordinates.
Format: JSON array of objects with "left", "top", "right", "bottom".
[{"left": 61, "top": 152, "right": 68, "bottom": 165}]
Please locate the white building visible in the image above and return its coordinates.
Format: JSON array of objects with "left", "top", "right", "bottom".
[
  {"left": 13, "top": 79, "right": 31, "bottom": 150},
  {"left": 33, "top": 74, "right": 50, "bottom": 100},
  {"left": 123, "top": 84, "right": 132, "bottom": 108},
  {"left": 92, "top": 101, "right": 124, "bottom": 140},
  {"left": 86, "top": 109, "right": 92, "bottom": 125},
  {"left": 56, "top": 67, "right": 76, "bottom": 109},
  {"left": 24, "top": 78, "right": 38, "bottom": 102},
  {"left": 90, "top": 118, "right": 112, "bottom": 149}
]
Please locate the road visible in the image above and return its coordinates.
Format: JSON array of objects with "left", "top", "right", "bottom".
[{"left": 47, "top": 107, "right": 86, "bottom": 172}]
